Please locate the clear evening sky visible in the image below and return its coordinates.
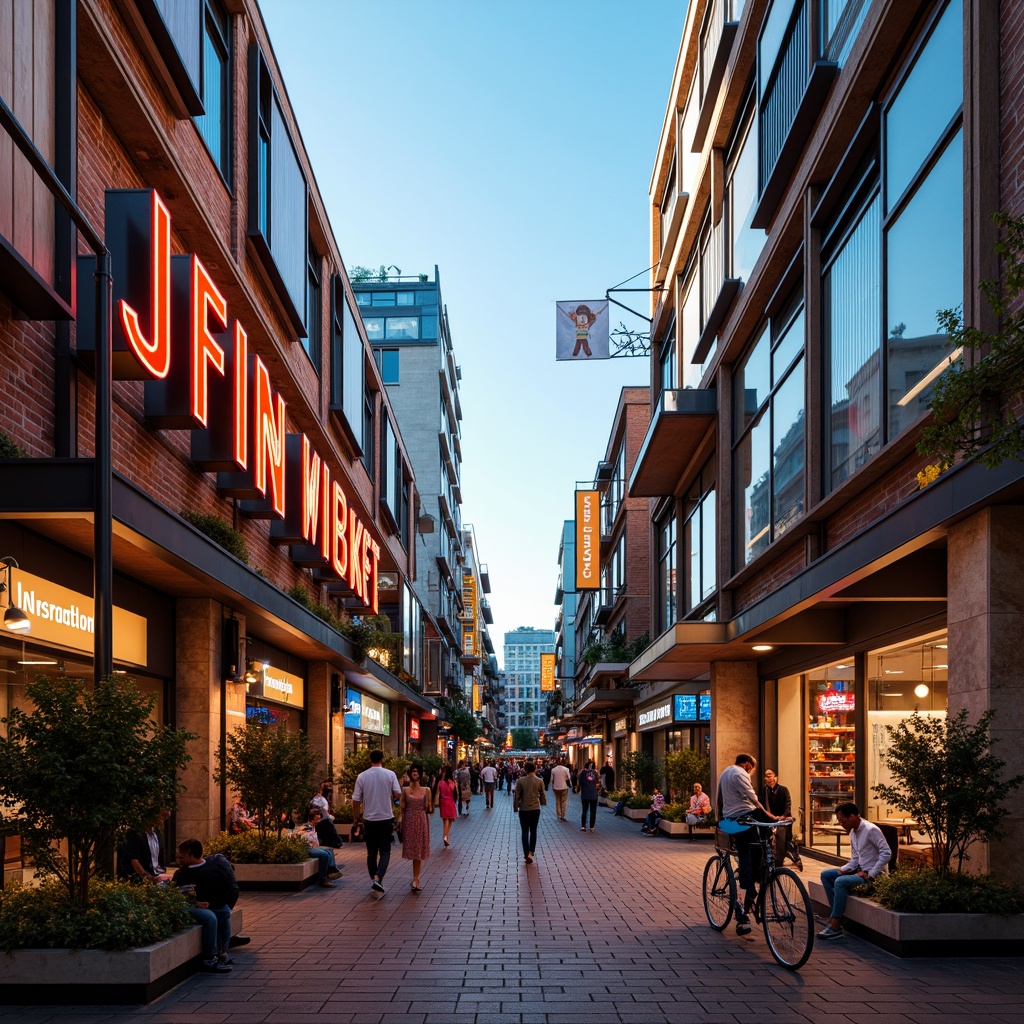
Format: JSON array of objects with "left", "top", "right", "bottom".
[{"left": 259, "top": 1, "right": 690, "bottom": 666}]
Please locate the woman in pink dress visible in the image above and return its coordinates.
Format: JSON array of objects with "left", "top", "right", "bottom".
[
  {"left": 436, "top": 763, "right": 458, "bottom": 847},
  {"left": 400, "top": 765, "right": 432, "bottom": 890}
]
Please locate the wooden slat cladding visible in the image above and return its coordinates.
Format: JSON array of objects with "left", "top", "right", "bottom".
[{"left": 0, "top": 0, "right": 56, "bottom": 291}]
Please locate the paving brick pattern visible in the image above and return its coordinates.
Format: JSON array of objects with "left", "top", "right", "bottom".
[{"left": 3, "top": 791, "right": 1021, "bottom": 1023}]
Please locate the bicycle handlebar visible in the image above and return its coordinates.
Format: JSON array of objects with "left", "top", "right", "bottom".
[{"left": 734, "top": 816, "right": 794, "bottom": 828}]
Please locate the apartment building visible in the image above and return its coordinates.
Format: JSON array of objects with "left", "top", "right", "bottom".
[{"left": 631, "top": 0, "right": 1022, "bottom": 877}]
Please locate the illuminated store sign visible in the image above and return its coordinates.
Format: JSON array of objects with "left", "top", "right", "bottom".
[
  {"left": 540, "top": 652, "right": 556, "bottom": 692},
  {"left": 344, "top": 688, "right": 390, "bottom": 735},
  {"left": 88, "top": 189, "right": 381, "bottom": 611},
  {"left": 638, "top": 701, "right": 672, "bottom": 730},
  {"left": 254, "top": 664, "right": 304, "bottom": 708},
  {"left": 14, "top": 569, "right": 147, "bottom": 665},
  {"left": 575, "top": 490, "right": 600, "bottom": 589},
  {"left": 817, "top": 690, "right": 855, "bottom": 714},
  {"left": 674, "top": 693, "right": 712, "bottom": 722},
  {"left": 409, "top": 718, "right": 420, "bottom": 741}
]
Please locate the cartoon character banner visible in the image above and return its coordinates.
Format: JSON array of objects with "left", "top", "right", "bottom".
[{"left": 556, "top": 299, "right": 610, "bottom": 360}]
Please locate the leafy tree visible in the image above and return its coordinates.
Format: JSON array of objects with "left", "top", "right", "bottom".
[
  {"left": 918, "top": 212, "right": 1024, "bottom": 474},
  {"left": 434, "top": 694, "right": 482, "bottom": 748},
  {"left": 618, "top": 750, "right": 662, "bottom": 793},
  {"left": 510, "top": 726, "right": 538, "bottom": 749},
  {"left": 581, "top": 628, "right": 650, "bottom": 669},
  {"left": 545, "top": 690, "right": 567, "bottom": 719},
  {"left": 215, "top": 723, "right": 323, "bottom": 836},
  {"left": 663, "top": 748, "right": 710, "bottom": 802},
  {"left": 872, "top": 708, "right": 1023, "bottom": 874},
  {"left": 335, "top": 748, "right": 410, "bottom": 796},
  {"left": 0, "top": 676, "right": 194, "bottom": 910}
]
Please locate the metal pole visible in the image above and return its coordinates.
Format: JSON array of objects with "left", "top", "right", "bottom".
[{"left": 93, "top": 252, "right": 113, "bottom": 681}]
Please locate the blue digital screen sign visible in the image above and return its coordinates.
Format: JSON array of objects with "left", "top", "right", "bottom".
[
  {"left": 699, "top": 693, "right": 711, "bottom": 720},
  {"left": 674, "top": 693, "right": 711, "bottom": 722}
]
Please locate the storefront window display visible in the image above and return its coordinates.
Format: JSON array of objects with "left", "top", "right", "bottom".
[
  {"left": 867, "top": 632, "right": 947, "bottom": 822},
  {"left": 344, "top": 687, "right": 391, "bottom": 754}
]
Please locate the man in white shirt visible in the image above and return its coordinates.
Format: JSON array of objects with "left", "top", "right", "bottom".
[
  {"left": 479, "top": 760, "right": 498, "bottom": 809},
  {"left": 818, "top": 802, "right": 892, "bottom": 940},
  {"left": 352, "top": 750, "right": 402, "bottom": 898},
  {"left": 550, "top": 760, "right": 573, "bottom": 821}
]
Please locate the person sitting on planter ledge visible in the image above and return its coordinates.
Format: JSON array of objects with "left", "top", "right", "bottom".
[
  {"left": 117, "top": 809, "right": 171, "bottom": 883},
  {"left": 641, "top": 788, "right": 666, "bottom": 835},
  {"left": 685, "top": 783, "right": 712, "bottom": 838},
  {"left": 291, "top": 809, "right": 343, "bottom": 886},
  {"left": 817, "top": 802, "right": 891, "bottom": 941},
  {"left": 172, "top": 838, "right": 238, "bottom": 973}
]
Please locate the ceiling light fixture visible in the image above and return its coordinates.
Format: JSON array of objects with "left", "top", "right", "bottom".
[
  {"left": 914, "top": 683, "right": 930, "bottom": 698},
  {"left": 752, "top": 644, "right": 773, "bottom": 652}
]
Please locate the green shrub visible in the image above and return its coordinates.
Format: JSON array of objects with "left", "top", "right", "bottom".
[
  {"left": 205, "top": 830, "right": 311, "bottom": 864},
  {"left": 0, "top": 878, "right": 193, "bottom": 952},
  {"left": 871, "top": 867, "right": 1024, "bottom": 915},
  {"left": 332, "top": 803, "right": 354, "bottom": 824},
  {"left": 0, "top": 429, "right": 29, "bottom": 458},
  {"left": 626, "top": 793, "right": 653, "bottom": 810},
  {"left": 659, "top": 803, "right": 686, "bottom": 822},
  {"left": 180, "top": 510, "right": 250, "bottom": 564},
  {"left": 606, "top": 789, "right": 627, "bottom": 801}
]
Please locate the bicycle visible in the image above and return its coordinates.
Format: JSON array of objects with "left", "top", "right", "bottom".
[{"left": 702, "top": 817, "right": 814, "bottom": 970}]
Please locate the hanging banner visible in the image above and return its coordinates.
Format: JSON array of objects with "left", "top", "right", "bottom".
[
  {"left": 556, "top": 300, "right": 609, "bottom": 360},
  {"left": 575, "top": 490, "right": 600, "bottom": 589},
  {"left": 540, "top": 652, "right": 556, "bottom": 692}
]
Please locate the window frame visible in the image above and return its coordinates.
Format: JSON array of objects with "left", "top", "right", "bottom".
[{"left": 193, "top": 0, "right": 231, "bottom": 183}]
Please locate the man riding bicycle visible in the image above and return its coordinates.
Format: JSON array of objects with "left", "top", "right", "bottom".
[{"left": 717, "top": 753, "right": 780, "bottom": 934}]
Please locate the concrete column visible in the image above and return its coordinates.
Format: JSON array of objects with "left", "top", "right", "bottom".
[
  {"left": 175, "top": 598, "right": 223, "bottom": 846},
  {"left": 306, "top": 661, "right": 331, "bottom": 779},
  {"left": 710, "top": 661, "right": 760, "bottom": 806},
  {"left": 947, "top": 506, "right": 1024, "bottom": 881}
]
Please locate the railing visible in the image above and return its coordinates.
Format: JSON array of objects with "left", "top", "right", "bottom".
[{"left": 700, "top": 217, "right": 725, "bottom": 331}]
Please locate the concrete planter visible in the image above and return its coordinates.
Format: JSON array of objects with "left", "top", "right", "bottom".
[
  {"left": 658, "top": 819, "right": 715, "bottom": 840},
  {"left": 233, "top": 858, "right": 318, "bottom": 891},
  {"left": 0, "top": 908, "right": 242, "bottom": 1005},
  {"left": 624, "top": 808, "right": 648, "bottom": 822},
  {"left": 808, "top": 879, "right": 1024, "bottom": 957}
]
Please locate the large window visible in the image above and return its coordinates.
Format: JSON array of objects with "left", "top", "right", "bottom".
[
  {"left": 329, "top": 277, "right": 365, "bottom": 451},
  {"left": 884, "top": 0, "right": 963, "bottom": 437},
  {"left": 362, "top": 382, "right": 376, "bottom": 479},
  {"left": 733, "top": 302, "right": 805, "bottom": 567},
  {"left": 603, "top": 444, "right": 627, "bottom": 534},
  {"left": 247, "top": 45, "right": 307, "bottom": 333},
  {"left": 303, "top": 237, "right": 321, "bottom": 370},
  {"left": 194, "top": 0, "right": 230, "bottom": 179},
  {"left": 683, "top": 457, "right": 716, "bottom": 616},
  {"left": 823, "top": 0, "right": 962, "bottom": 492},
  {"left": 727, "top": 106, "right": 764, "bottom": 283},
  {"left": 657, "top": 510, "right": 677, "bottom": 633},
  {"left": 659, "top": 313, "right": 677, "bottom": 396},
  {"left": 377, "top": 349, "right": 400, "bottom": 385}
]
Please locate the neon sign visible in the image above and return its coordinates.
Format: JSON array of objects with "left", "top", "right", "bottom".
[
  {"left": 103, "top": 189, "right": 380, "bottom": 611},
  {"left": 817, "top": 690, "right": 856, "bottom": 714}
]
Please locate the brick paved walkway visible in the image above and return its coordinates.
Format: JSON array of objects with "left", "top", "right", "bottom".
[{"left": 2, "top": 790, "right": 1021, "bottom": 1023}]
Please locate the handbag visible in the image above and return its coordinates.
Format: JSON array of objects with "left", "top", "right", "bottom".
[{"left": 350, "top": 820, "right": 365, "bottom": 842}]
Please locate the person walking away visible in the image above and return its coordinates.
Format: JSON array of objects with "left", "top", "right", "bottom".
[
  {"left": 763, "top": 769, "right": 803, "bottom": 870},
  {"left": 641, "top": 787, "right": 666, "bottom": 835},
  {"left": 455, "top": 760, "right": 472, "bottom": 816},
  {"left": 576, "top": 759, "right": 600, "bottom": 832},
  {"left": 600, "top": 758, "right": 615, "bottom": 795},
  {"left": 817, "top": 802, "right": 891, "bottom": 940},
  {"left": 717, "top": 753, "right": 779, "bottom": 935},
  {"left": 437, "top": 763, "right": 458, "bottom": 846},
  {"left": 352, "top": 749, "right": 402, "bottom": 898},
  {"left": 400, "top": 765, "right": 432, "bottom": 891},
  {"left": 480, "top": 760, "right": 498, "bottom": 809},
  {"left": 513, "top": 759, "right": 547, "bottom": 864},
  {"left": 550, "top": 759, "right": 572, "bottom": 821},
  {"left": 172, "top": 838, "right": 237, "bottom": 973}
]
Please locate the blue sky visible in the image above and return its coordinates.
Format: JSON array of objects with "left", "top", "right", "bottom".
[{"left": 259, "top": 1, "right": 689, "bottom": 666}]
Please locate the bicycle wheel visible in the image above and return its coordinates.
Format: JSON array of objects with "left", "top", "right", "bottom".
[
  {"left": 761, "top": 867, "right": 814, "bottom": 969},
  {"left": 702, "top": 854, "right": 736, "bottom": 930}
]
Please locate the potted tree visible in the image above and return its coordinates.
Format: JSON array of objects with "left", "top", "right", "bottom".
[
  {"left": 211, "top": 722, "right": 324, "bottom": 890},
  {"left": 0, "top": 675, "right": 209, "bottom": 1003}
]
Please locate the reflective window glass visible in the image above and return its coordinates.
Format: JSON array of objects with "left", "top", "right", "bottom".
[
  {"left": 772, "top": 360, "right": 805, "bottom": 539},
  {"left": 396, "top": 292, "right": 415, "bottom": 306},
  {"left": 737, "top": 409, "right": 771, "bottom": 565},
  {"left": 734, "top": 324, "right": 770, "bottom": 436},
  {"left": 886, "top": 130, "right": 963, "bottom": 436},
  {"left": 385, "top": 317, "right": 419, "bottom": 341},
  {"left": 772, "top": 307, "right": 804, "bottom": 385},
  {"left": 729, "top": 115, "right": 764, "bottom": 283},
  {"left": 372, "top": 292, "right": 396, "bottom": 306},
  {"left": 364, "top": 317, "right": 384, "bottom": 342},
  {"left": 885, "top": 0, "right": 962, "bottom": 211},
  {"left": 421, "top": 315, "right": 438, "bottom": 340}
]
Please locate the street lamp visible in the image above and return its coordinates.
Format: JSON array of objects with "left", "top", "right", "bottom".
[{"left": 0, "top": 557, "right": 30, "bottom": 633}]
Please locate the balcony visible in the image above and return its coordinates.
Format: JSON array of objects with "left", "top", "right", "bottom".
[
  {"left": 691, "top": 0, "right": 741, "bottom": 154},
  {"left": 629, "top": 389, "right": 717, "bottom": 497},
  {"left": 752, "top": 0, "right": 838, "bottom": 229},
  {"left": 481, "top": 600, "right": 493, "bottom": 625},
  {"left": 479, "top": 563, "right": 491, "bottom": 593}
]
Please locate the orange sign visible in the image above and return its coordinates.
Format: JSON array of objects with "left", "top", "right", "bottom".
[
  {"left": 103, "top": 189, "right": 381, "bottom": 610},
  {"left": 540, "top": 652, "right": 556, "bottom": 692},
  {"left": 575, "top": 490, "right": 600, "bottom": 589}
]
